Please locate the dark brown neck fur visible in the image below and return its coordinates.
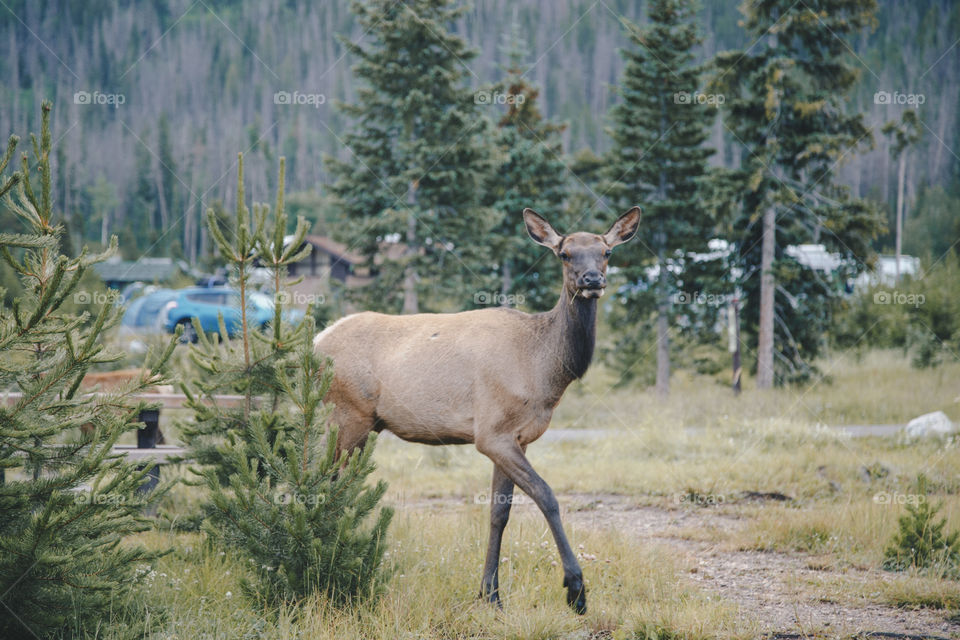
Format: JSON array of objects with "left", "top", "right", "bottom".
[{"left": 539, "top": 288, "right": 598, "bottom": 389}]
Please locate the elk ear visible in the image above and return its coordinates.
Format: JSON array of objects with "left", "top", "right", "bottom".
[
  {"left": 603, "top": 206, "right": 641, "bottom": 247},
  {"left": 523, "top": 208, "right": 563, "bottom": 251}
]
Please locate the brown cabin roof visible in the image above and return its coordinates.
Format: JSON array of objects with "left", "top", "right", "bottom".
[{"left": 302, "top": 235, "right": 366, "bottom": 265}]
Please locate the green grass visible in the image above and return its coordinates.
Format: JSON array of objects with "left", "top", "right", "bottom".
[{"left": 91, "top": 348, "right": 960, "bottom": 638}]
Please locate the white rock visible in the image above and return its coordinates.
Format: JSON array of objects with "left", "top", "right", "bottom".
[{"left": 904, "top": 411, "right": 956, "bottom": 438}]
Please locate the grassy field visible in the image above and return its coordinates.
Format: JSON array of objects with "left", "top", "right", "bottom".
[
  {"left": 109, "top": 350, "right": 960, "bottom": 639},
  {"left": 552, "top": 349, "right": 960, "bottom": 429}
]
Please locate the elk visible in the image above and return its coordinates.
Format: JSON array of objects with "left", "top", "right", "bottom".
[{"left": 313, "top": 207, "right": 641, "bottom": 614}]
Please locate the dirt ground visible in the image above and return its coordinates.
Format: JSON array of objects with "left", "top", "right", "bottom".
[
  {"left": 405, "top": 494, "right": 959, "bottom": 639},
  {"left": 561, "top": 493, "right": 958, "bottom": 639}
]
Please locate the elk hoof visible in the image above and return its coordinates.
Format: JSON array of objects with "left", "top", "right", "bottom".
[
  {"left": 563, "top": 575, "right": 587, "bottom": 615},
  {"left": 478, "top": 586, "right": 503, "bottom": 610}
]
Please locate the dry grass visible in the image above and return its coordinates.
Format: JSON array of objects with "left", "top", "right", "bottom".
[
  {"left": 99, "top": 349, "right": 960, "bottom": 638},
  {"left": 553, "top": 349, "right": 960, "bottom": 429},
  {"left": 371, "top": 418, "right": 960, "bottom": 505},
  {"left": 123, "top": 510, "right": 752, "bottom": 640},
  {"left": 732, "top": 497, "right": 960, "bottom": 564},
  {"left": 132, "top": 418, "right": 959, "bottom": 637},
  {"left": 794, "top": 570, "right": 960, "bottom": 617}
]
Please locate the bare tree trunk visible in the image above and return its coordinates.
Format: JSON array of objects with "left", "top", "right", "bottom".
[
  {"left": 654, "top": 145, "right": 670, "bottom": 397},
  {"left": 101, "top": 208, "right": 109, "bottom": 247},
  {"left": 402, "top": 239, "right": 419, "bottom": 314},
  {"left": 729, "top": 298, "right": 742, "bottom": 395},
  {"left": 184, "top": 200, "right": 195, "bottom": 264},
  {"left": 403, "top": 181, "right": 419, "bottom": 315},
  {"left": 154, "top": 169, "right": 170, "bottom": 230},
  {"left": 757, "top": 15, "right": 780, "bottom": 391},
  {"left": 895, "top": 151, "right": 906, "bottom": 281},
  {"left": 654, "top": 235, "right": 669, "bottom": 397},
  {"left": 655, "top": 301, "right": 670, "bottom": 397},
  {"left": 756, "top": 204, "right": 776, "bottom": 389},
  {"left": 185, "top": 168, "right": 197, "bottom": 265},
  {"left": 500, "top": 261, "right": 512, "bottom": 306},
  {"left": 200, "top": 218, "right": 208, "bottom": 262}
]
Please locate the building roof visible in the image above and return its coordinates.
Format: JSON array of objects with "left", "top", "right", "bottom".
[
  {"left": 296, "top": 235, "right": 366, "bottom": 265},
  {"left": 785, "top": 244, "right": 842, "bottom": 272},
  {"left": 93, "top": 257, "right": 179, "bottom": 284},
  {"left": 854, "top": 254, "right": 921, "bottom": 289}
]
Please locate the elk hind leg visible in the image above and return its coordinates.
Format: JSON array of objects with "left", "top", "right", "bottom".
[{"left": 479, "top": 464, "right": 514, "bottom": 606}]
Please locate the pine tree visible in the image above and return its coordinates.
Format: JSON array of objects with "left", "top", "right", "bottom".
[
  {"left": 181, "top": 155, "right": 393, "bottom": 607},
  {"left": 714, "top": 0, "right": 884, "bottom": 387},
  {"left": 0, "top": 102, "right": 176, "bottom": 638},
  {"left": 564, "top": 148, "right": 607, "bottom": 228},
  {"left": 327, "top": 0, "right": 498, "bottom": 314},
  {"left": 883, "top": 477, "right": 960, "bottom": 576},
  {"left": 0, "top": 134, "right": 18, "bottom": 200},
  {"left": 481, "top": 23, "right": 569, "bottom": 311},
  {"left": 604, "top": 0, "right": 715, "bottom": 394}
]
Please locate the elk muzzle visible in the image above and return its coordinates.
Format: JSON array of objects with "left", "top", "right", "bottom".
[{"left": 576, "top": 271, "right": 606, "bottom": 297}]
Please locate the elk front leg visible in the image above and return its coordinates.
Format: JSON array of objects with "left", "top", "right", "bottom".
[
  {"left": 477, "top": 437, "right": 586, "bottom": 614},
  {"left": 479, "top": 465, "right": 514, "bottom": 607}
]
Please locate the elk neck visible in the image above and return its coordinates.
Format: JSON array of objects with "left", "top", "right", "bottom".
[{"left": 534, "top": 286, "right": 599, "bottom": 393}]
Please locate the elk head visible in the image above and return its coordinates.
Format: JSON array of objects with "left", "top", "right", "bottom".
[{"left": 522, "top": 207, "right": 641, "bottom": 299}]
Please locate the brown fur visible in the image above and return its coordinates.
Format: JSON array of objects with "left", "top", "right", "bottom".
[{"left": 313, "top": 207, "right": 641, "bottom": 613}]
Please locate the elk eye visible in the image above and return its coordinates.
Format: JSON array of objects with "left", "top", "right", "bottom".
[
  {"left": 560, "top": 252, "right": 571, "bottom": 261},
  {"left": 604, "top": 249, "right": 612, "bottom": 258}
]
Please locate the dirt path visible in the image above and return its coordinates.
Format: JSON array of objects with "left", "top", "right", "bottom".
[
  {"left": 559, "top": 493, "right": 958, "bottom": 639},
  {"left": 399, "top": 494, "right": 957, "bottom": 638}
]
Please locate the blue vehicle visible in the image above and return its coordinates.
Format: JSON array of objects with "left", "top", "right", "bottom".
[
  {"left": 120, "top": 288, "right": 178, "bottom": 332},
  {"left": 159, "top": 287, "right": 303, "bottom": 342}
]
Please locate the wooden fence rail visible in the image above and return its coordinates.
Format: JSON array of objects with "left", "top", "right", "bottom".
[{"left": 3, "top": 391, "right": 248, "bottom": 491}]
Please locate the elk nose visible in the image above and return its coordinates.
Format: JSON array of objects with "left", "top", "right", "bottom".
[{"left": 581, "top": 271, "right": 605, "bottom": 289}]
